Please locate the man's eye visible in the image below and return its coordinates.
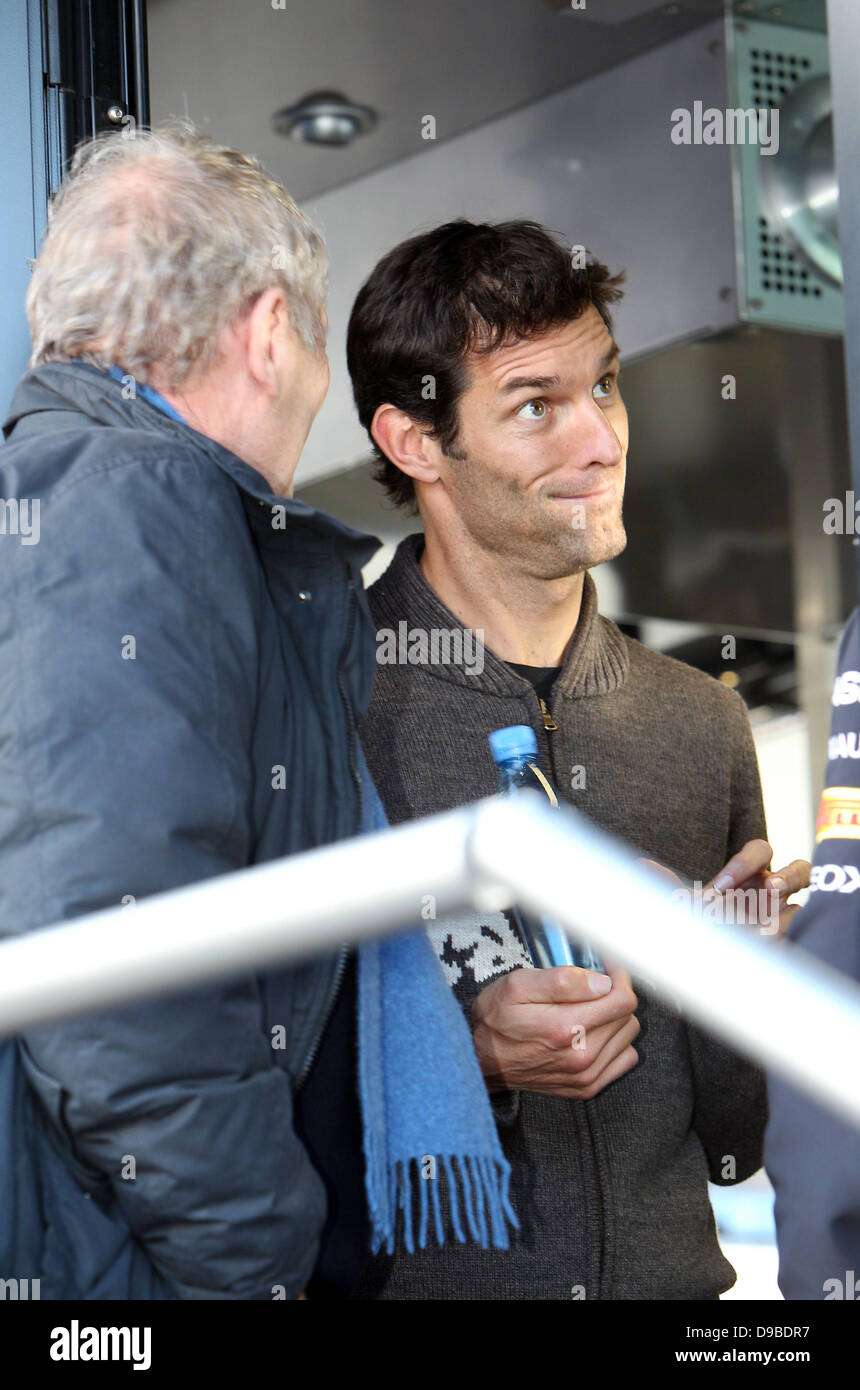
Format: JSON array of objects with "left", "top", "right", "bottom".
[
  {"left": 518, "top": 399, "right": 547, "bottom": 419},
  {"left": 594, "top": 375, "right": 616, "bottom": 400}
]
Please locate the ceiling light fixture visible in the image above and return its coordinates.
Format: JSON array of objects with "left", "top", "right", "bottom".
[{"left": 271, "top": 90, "right": 378, "bottom": 147}]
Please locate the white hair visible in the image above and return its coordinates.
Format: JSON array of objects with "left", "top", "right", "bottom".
[{"left": 26, "top": 123, "right": 328, "bottom": 387}]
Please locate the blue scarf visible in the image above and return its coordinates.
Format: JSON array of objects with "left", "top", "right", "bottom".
[{"left": 356, "top": 742, "right": 518, "bottom": 1255}]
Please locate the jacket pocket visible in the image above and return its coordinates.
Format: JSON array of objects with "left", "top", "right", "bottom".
[{"left": 17, "top": 1039, "right": 114, "bottom": 1209}]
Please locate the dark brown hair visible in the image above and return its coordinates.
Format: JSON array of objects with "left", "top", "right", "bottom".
[{"left": 346, "top": 219, "right": 625, "bottom": 511}]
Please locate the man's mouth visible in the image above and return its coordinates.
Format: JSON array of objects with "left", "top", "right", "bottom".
[{"left": 546, "top": 486, "right": 613, "bottom": 501}]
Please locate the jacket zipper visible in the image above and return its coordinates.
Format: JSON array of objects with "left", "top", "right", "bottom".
[
  {"left": 537, "top": 688, "right": 608, "bottom": 1298},
  {"left": 295, "top": 943, "right": 348, "bottom": 1093},
  {"left": 538, "top": 697, "right": 558, "bottom": 731},
  {"left": 295, "top": 570, "right": 363, "bottom": 1091}
]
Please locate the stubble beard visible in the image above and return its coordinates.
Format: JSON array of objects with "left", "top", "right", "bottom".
[{"left": 447, "top": 452, "right": 628, "bottom": 580}]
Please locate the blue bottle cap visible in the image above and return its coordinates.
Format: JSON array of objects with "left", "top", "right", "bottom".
[{"left": 488, "top": 724, "right": 538, "bottom": 764}]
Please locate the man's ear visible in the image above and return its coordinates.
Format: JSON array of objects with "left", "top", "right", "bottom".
[
  {"left": 245, "top": 286, "right": 292, "bottom": 396},
  {"left": 371, "top": 403, "right": 442, "bottom": 487}
]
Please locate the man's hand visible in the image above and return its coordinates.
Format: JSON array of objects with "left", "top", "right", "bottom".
[
  {"left": 640, "top": 839, "right": 811, "bottom": 936},
  {"left": 471, "top": 961, "right": 639, "bottom": 1100}
]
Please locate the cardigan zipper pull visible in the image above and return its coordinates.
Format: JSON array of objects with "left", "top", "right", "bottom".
[{"left": 538, "top": 698, "right": 558, "bottom": 732}]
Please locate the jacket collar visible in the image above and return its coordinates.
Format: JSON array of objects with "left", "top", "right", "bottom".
[
  {"left": 369, "top": 532, "right": 629, "bottom": 700},
  {"left": 3, "top": 361, "right": 381, "bottom": 571}
]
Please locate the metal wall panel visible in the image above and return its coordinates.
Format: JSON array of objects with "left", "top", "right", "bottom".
[{"left": 300, "top": 18, "right": 737, "bottom": 484}]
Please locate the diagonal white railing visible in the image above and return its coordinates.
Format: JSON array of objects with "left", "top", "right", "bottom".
[{"left": 1, "top": 794, "right": 859, "bottom": 1127}]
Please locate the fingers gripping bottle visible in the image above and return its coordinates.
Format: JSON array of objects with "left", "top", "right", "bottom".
[{"left": 488, "top": 724, "right": 605, "bottom": 973}]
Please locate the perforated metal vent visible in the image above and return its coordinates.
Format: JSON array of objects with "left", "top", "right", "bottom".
[
  {"left": 750, "top": 46, "right": 811, "bottom": 107},
  {"left": 757, "top": 216, "right": 823, "bottom": 298},
  {"left": 731, "top": 18, "right": 842, "bottom": 332},
  {"left": 750, "top": 47, "right": 822, "bottom": 300}
]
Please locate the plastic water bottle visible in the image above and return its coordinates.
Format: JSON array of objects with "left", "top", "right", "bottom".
[{"left": 488, "top": 725, "right": 605, "bottom": 973}]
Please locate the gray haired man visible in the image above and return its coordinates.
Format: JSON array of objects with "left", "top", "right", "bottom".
[{"left": 0, "top": 126, "right": 378, "bottom": 1298}]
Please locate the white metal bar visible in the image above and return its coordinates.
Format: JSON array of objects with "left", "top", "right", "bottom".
[
  {"left": 0, "top": 805, "right": 478, "bottom": 1034},
  {"left": 0, "top": 795, "right": 858, "bottom": 1130},
  {"left": 467, "top": 795, "right": 860, "bottom": 1129}
]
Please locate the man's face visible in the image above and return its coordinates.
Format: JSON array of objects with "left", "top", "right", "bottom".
[{"left": 434, "top": 306, "right": 628, "bottom": 578}]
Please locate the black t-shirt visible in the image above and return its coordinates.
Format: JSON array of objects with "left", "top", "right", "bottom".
[{"left": 505, "top": 661, "right": 561, "bottom": 703}]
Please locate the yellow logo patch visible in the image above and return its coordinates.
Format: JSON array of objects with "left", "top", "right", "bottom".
[{"left": 816, "top": 787, "right": 860, "bottom": 841}]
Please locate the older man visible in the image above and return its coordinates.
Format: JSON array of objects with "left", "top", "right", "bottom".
[
  {"left": 0, "top": 125, "right": 370, "bottom": 1299},
  {"left": 2, "top": 128, "right": 522, "bottom": 1301}
]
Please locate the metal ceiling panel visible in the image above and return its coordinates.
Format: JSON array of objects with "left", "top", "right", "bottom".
[
  {"left": 299, "top": 18, "right": 737, "bottom": 482},
  {"left": 147, "top": 0, "right": 720, "bottom": 200}
]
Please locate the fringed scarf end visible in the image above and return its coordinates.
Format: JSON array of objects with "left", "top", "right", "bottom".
[{"left": 369, "top": 1152, "right": 519, "bottom": 1257}]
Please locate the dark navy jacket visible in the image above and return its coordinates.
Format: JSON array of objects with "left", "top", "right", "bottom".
[
  {"left": 765, "top": 606, "right": 860, "bottom": 1299},
  {"left": 0, "top": 361, "right": 380, "bottom": 1298}
]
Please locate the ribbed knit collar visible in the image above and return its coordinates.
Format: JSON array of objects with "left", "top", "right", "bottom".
[{"left": 368, "top": 533, "right": 630, "bottom": 700}]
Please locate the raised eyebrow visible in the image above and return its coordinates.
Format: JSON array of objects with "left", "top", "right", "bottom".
[
  {"left": 499, "top": 374, "right": 562, "bottom": 395},
  {"left": 500, "top": 347, "right": 621, "bottom": 396}
]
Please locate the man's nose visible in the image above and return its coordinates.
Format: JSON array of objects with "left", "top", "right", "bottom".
[{"left": 567, "top": 400, "right": 625, "bottom": 468}]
